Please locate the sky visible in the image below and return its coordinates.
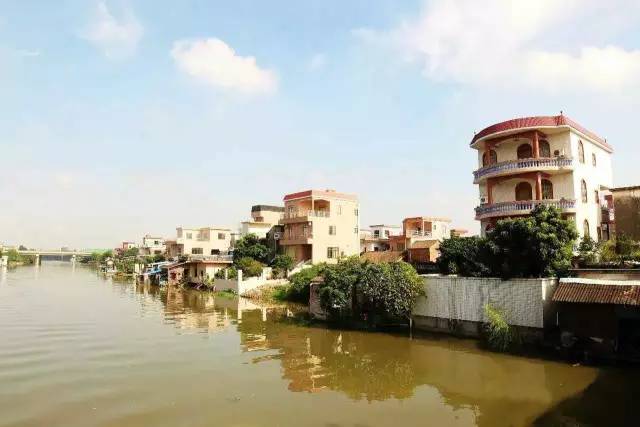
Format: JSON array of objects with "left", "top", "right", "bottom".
[{"left": 1, "top": 0, "right": 639, "bottom": 249}]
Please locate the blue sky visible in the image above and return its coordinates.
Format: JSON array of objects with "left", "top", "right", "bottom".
[{"left": 1, "top": 0, "right": 639, "bottom": 248}]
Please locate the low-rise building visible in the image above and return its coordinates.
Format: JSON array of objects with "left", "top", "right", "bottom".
[
  {"left": 170, "top": 227, "right": 233, "bottom": 257},
  {"left": 240, "top": 205, "right": 284, "bottom": 239},
  {"left": 279, "top": 189, "right": 360, "bottom": 264},
  {"left": 388, "top": 217, "right": 452, "bottom": 263},
  {"left": 611, "top": 186, "right": 640, "bottom": 241},
  {"left": 360, "top": 224, "right": 402, "bottom": 253},
  {"left": 140, "top": 235, "right": 165, "bottom": 256}
]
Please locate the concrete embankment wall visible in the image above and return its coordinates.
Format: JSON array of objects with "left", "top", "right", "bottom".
[
  {"left": 215, "top": 267, "right": 288, "bottom": 296},
  {"left": 412, "top": 275, "right": 557, "bottom": 338}
]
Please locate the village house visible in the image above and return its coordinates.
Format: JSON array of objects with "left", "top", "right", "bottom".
[
  {"left": 240, "top": 205, "right": 284, "bottom": 239},
  {"left": 165, "top": 227, "right": 233, "bottom": 258},
  {"left": 360, "top": 224, "right": 402, "bottom": 253},
  {"left": 279, "top": 189, "right": 360, "bottom": 264},
  {"left": 140, "top": 235, "right": 165, "bottom": 256},
  {"left": 471, "top": 114, "right": 613, "bottom": 240},
  {"left": 610, "top": 186, "right": 640, "bottom": 241},
  {"left": 387, "top": 217, "right": 452, "bottom": 263}
]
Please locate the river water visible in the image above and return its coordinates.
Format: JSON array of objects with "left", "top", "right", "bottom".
[{"left": 1, "top": 263, "right": 639, "bottom": 427}]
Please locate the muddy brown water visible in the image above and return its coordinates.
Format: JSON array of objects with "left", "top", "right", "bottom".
[{"left": 1, "top": 263, "right": 639, "bottom": 427}]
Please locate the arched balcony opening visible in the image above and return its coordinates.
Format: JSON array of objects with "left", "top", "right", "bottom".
[
  {"left": 517, "top": 143, "right": 533, "bottom": 159},
  {"left": 583, "top": 220, "right": 590, "bottom": 238},
  {"left": 578, "top": 140, "right": 585, "bottom": 163},
  {"left": 482, "top": 149, "right": 497, "bottom": 167},
  {"left": 581, "top": 179, "right": 588, "bottom": 203},
  {"left": 541, "top": 179, "right": 553, "bottom": 199},
  {"left": 515, "top": 182, "right": 533, "bottom": 201},
  {"left": 539, "top": 140, "right": 551, "bottom": 157}
]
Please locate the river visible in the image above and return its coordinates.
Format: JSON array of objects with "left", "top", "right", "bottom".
[{"left": 1, "top": 263, "right": 639, "bottom": 427}]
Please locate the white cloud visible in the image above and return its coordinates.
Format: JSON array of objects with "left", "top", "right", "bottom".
[
  {"left": 358, "top": 0, "right": 640, "bottom": 93},
  {"left": 171, "top": 38, "right": 277, "bottom": 95},
  {"left": 308, "top": 53, "right": 327, "bottom": 71},
  {"left": 82, "top": 1, "right": 143, "bottom": 60}
]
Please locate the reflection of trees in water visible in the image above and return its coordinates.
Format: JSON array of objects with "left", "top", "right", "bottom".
[{"left": 237, "top": 310, "right": 417, "bottom": 401}]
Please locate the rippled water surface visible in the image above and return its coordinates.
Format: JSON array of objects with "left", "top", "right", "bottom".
[{"left": 1, "top": 263, "right": 639, "bottom": 427}]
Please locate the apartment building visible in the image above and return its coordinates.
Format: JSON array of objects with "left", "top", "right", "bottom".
[
  {"left": 240, "top": 205, "right": 284, "bottom": 239},
  {"left": 388, "top": 217, "right": 452, "bottom": 263},
  {"left": 168, "top": 227, "right": 233, "bottom": 257},
  {"left": 360, "top": 224, "right": 402, "bottom": 253},
  {"left": 471, "top": 115, "right": 613, "bottom": 240},
  {"left": 279, "top": 189, "right": 359, "bottom": 264}
]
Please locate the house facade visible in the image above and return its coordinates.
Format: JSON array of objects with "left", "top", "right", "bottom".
[
  {"left": 471, "top": 115, "right": 613, "bottom": 240},
  {"left": 240, "top": 205, "right": 284, "bottom": 239},
  {"left": 388, "top": 217, "right": 452, "bottom": 263},
  {"left": 141, "top": 235, "right": 165, "bottom": 255},
  {"left": 360, "top": 224, "right": 402, "bottom": 253},
  {"left": 279, "top": 189, "right": 359, "bottom": 264},
  {"left": 170, "top": 227, "right": 233, "bottom": 257},
  {"left": 611, "top": 186, "right": 640, "bottom": 241}
]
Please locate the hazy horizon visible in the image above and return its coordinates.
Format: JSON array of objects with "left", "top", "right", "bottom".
[{"left": 2, "top": 0, "right": 640, "bottom": 248}]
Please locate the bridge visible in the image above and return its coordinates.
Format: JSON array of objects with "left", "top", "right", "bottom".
[{"left": 14, "top": 249, "right": 94, "bottom": 264}]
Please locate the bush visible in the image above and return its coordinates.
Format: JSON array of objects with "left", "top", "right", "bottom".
[
  {"left": 438, "top": 205, "right": 577, "bottom": 279},
  {"left": 286, "top": 264, "right": 325, "bottom": 303},
  {"left": 233, "top": 234, "right": 273, "bottom": 264},
  {"left": 271, "top": 254, "right": 294, "bottom": 278},
  {"left": 214, "top": 267, "right": 237, "bottom": 279},
  {"left": 235, "top": 257, "right": 264, "bottom": 278},
  {"left": 484, "top": 305, "right": 518, "bottom": 352},
  {"left": 317, "top": 257, "right": 423, "bottom": 325},
  {"left": 576, "top": 236, "right": 599, "bottom": 266}
]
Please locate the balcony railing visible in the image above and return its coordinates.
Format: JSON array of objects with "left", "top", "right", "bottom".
[
  {"left": 408, "top": 231, "right": 433, "bottom": 238},
  {"left": 188, "top": 254, "right": 233, "bottom": 262},
  {"left": 283, "top": 210, "right": 330, "bottom": 219},
  {"left": 474, "top": 157, "right": 573, "bottom": 181},
  {"left": 475, "top": 199, "right": 576, "bottom": 219}
]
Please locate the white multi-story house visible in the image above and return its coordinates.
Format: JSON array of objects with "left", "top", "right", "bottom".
[
  {"left": 167, "top": 227, "right": 233, "bottom": 257},
  {"left": 360, "top": 224, "right": 402, "bottom": 253},
  {"left": 471, "top": 115, "right": 613, "bottom": 240},
  {"left": 279, "top": 189, "right": 360, "bottom": 264},
  {"left": 240, "top": 205, "right": 284, "bottom": 239},
  {"left": 140, "top": 235, "right": 165, "bottom": 255}
]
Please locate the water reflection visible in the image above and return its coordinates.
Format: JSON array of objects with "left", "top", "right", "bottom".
[{"left": 127, "top": 282, "right": 607, "bottom": 426}]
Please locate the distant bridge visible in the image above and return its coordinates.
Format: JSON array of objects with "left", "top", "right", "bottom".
[{"left": 13, "top": 249, "right": 94, "bottom": 264}]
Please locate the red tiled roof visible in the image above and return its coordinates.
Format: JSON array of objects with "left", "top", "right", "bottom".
[
  {"left": 283, "top": 189, "right": 357, "bottom": 201},
  {"left": 552, "top": 282, "right": 640, "bottom": 306},
  {"left": 470, "top": 115, "right": 612, "bottom": 152}
]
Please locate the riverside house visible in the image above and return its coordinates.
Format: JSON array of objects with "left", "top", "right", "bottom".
[
  {"left": 240, "top": 205, "right": 284, "bottom": 239},
  {"left": 166, "top": 227, "right": 233, "bottom": 258},
  {"left": 279, "top": 189, "right": 360, "bottom": 264},
  {"left": 387, "top": 216, "right": 452, "bottom": 263},
  {"left": 360, "top": 224, "right": 402, "bottom": 253},
  {"left": 471, "top": 114, "right": 613, "bottom": 239}
]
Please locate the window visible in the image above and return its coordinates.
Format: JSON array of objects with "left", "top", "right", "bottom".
[
  {"left": 329, "top": 225, "right": 336, "bottom": 235},
  {"left": 581, "top": 180, "right": 588, "bottom": 203},
  {"left": 354, "top": 227, "right": 358, "bottom": 234},
  {"left": 541, "top": 179, "right": 553, "bottom": 199},
  {"left": 191, "top": 247, "right": 203, "bottom": 255},
  {"left": 217, "top": 233, "right": 226, "bottom": 240},
  {"left": 517, "top": 143, "right": 532, "bottom": 159},
  {"left": 594, "top": 190, "right": 599, "bottom": 204},
  {"left": 327, "top": 247, "right": 339, "bottom": 259},
  {"left": 337, "top": 205, "right": 342, "bottom": 215},
  {"left": 515, "top": 182, "right": 533, "bottom": 201},
  {"left": 354, "top": 209, "right": 359, "bottom": 216},
  {"left": 578, "top": 140, "right": 585, "bottom": 163},
  {"left": 186, "top": 232, "right": 192, "bottom": 239},
  {"left": 583, "top": 220, "right": 590, "bottom": 238},
  {"left": 592, "top": 153, "right": 597, "bottom": 167},
  {"left": 384, "top": 230, "right": 390, "bottom": 237},
  {"left": 373, "top": 230, "right": 380, "bottom": 238},
  {"left": 211, "top": 249, "right": 220, "bottom": 255},
  {"left": 539, "top": 140, "right": 551, "bottom": 157}
]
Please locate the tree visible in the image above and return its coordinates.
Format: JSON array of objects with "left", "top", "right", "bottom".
[
  {"left": 615, "top": 233, "right": 638, "bottom": 266},
  {"left": 271, "top": 254, "right": 294, "bottom": 278},
  {"left": 319, "top": 257, "right": 365, "bottom": 319},
  {"left": 285, "top": 264, "right": 325, "bottom": 302},
  {"left": 233, "top": 234, "right": 272, "bottom": 264},
  {"left": 577, "top": 236, "right": 598, "bottom": 266},
  {"left": 437, "top": 236, "right": 492, "bottom": 277},
  {"left": 123, "top": 247, "right": 139, "bottom": 258},
  {"left": 488, "top": 205, "right": 577, "bottom": 278},
  {"left": 235, "top": 257, "right": 264, "bottom": 278}
]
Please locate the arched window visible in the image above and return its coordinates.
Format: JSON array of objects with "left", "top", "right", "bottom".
[
  {"left": 581, "top": 179, "right": 588, "bottom": 203},
  {"left": 583, "top": 220, "right": 590, "bottom": 238},
  {"left": 482, "top": 150, "right": 497, "bottom": 167},
  {"left": 517, "top": 143, "right": 533, "bottom": 159},
  {"left": 592, "top": 153, "right": 597, "bottom": 167},
  {"left": 540, "top": 140, "right": 551, "bottom": 157},
  {"left": 578, "top": 140, "right": 585, "bottom": 163},
  {"left": 541, "top": 179, "right": 553, "bottom": 199},
  {"left": 515, "top": 182, "right": 533, "bottom": 201}
]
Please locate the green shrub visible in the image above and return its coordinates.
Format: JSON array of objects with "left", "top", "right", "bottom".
[
  {"left": 236, "top": 257, "right": 264, "bottom": 278},
  {"left": 233, "top": 234, "right": 273, "bottom": 264},
  {"left": 484, "top": 305, "right": 518, "bottom": 352},
  {"left": 271, "top": 254, "right": 294, "bottom": 278},
  {"left": 214, "top": 267, "right": 237, "bottom": 279},
  {"left": 437, "top": 236, "right": 492, "bottom": 276},
  {"left": 286, "top": 264, "right": 325, "bottom": 303}
]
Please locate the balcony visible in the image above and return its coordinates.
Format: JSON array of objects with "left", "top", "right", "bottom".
[
  {"left": 280, "top": 210, "right": 330, "bottom": 224},
  {"left": 188, "top": 254, "right": 233, "bottom": 263},
  {"left": 473, "top": 157, "right": 573, "bottom": 183},
  {"left": 279, "top": 232, "right": 313, "bottom": 245},
  {"left": 406, "top": 230, "right": 433, "bottom": 239},
  {"left": 475, "top": 199, "right": 576, "bottom": 221}
]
